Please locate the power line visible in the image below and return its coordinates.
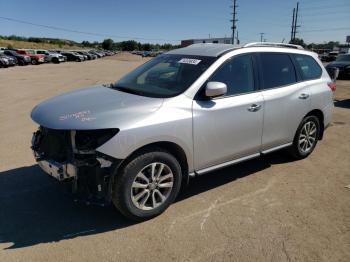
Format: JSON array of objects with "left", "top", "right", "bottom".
[
  {"left": 300, "top": 3, "right": 350, "bottom": 11},
  {"left": 300, "top": 27, "right": 350, "bottom": 32},
  {"left": 0, "top": 16, "right": 179, "bottom": 42}
]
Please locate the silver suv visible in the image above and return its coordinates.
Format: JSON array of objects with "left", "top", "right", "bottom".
[{"left": 31, "top": 43, "right": 336, "bottom": 220}]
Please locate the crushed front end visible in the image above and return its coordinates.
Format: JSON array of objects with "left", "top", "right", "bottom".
[{"left": 31, "top": 126, "right": 120, "bottom": 205}]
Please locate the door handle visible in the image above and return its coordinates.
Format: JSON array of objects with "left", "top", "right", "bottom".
[
  {"left": 248, "top": 104, "right": 262, "bottom": 112},
  {"left": 299, "top": 93, "right": 309, "bottom": 99}
]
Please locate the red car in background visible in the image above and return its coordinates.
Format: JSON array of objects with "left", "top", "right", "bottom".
[{"left": 16, "top": 49, "right": 45, "bottom": 65}]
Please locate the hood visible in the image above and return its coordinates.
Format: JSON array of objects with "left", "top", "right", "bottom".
[
  {"left": 31, "top": 85, "right": 164, "bottom": 130},
  {"left": 327, "top": 61, "right": 350, "bottom": 68}
]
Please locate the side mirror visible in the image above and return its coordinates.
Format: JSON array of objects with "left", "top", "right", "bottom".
[
  {"left": 327, "top": 67, "right": 339, "bottom": 81},
  {"left": 205, "top": 81, "right": 227, "bottom": 98}
]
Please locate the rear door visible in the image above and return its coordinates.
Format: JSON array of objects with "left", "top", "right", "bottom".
[{"left": 257, "top": 52, "right": 311, "bottom": 151}]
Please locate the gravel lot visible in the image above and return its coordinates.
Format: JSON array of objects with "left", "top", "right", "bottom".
[{"left": 0, "top": 53, "right": 349, "bottom": 262}]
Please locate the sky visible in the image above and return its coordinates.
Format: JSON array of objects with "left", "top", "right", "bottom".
[{"left": 0, "top": 0, "right": 349, "bottom": 45}]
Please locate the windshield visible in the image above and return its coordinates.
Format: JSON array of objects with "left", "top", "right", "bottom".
[
  {"left": 335, "top": 54, "right": 350, "bottom": 62},
  {"left": 112, "top": 54, "right": 216, "bottom": 98}
]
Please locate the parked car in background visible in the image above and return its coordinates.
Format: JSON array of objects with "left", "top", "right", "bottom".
[
  {"left": 3, "top": 50, "right": 31, "bottom": 65},
  {"left": 88, "top": 50, "right": 103, "bottom": 58},
  {"left": 0, "top": 54, "right": 10, "bottom": 68},
  {"left": 0, "top": 53, "right": 17, "bottom": 66},
  {"left": 60, "top": 51, "right": 84, "bottom": 62},
  {"left": 30, "top": 43, "right": 335, "bottom": 220},
  {"left": 48, "top": 50, "right": 68, "bottom": 62},
  {"left": 326, "top": 54, "right": 350, "bottom": 79},
  {"left": 76, "top": 51, "right": 96, "bottom": 60},
  {"left": 16, "top": 49, "right": 45, "bottom": 65},
  {"left": 71, "top": 51, "right": 87, "bottom": 60},
  {"left": 31, "top": 49, "right": 65, "bottom": 64},
  {"left": 324, "top": 51, "right": 339, "bottom": 62}
]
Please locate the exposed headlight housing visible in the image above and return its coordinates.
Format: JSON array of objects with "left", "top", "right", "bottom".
[{"left": 74, "top": 129, "right": 119, "bottom": 151}]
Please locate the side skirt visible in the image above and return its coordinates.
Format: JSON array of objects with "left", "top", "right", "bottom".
[{"left": 191, "top": 142, "right": 292, "bottom": 176}]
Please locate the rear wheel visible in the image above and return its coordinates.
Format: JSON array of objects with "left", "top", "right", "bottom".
[
  {"left": 289, "top": 115, "right": 320, "bottom": 159},
  {"left": 112, "top": 149, "right": 182, "bottom": 221}
]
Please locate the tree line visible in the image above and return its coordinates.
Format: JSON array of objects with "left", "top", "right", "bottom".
[
  {"left": 290, "top": 38, "right": 347, "bottom": 50},
  {"left": 0, "top": 35, "right": 180, "bottom": 51},
  {"left": 97, "top": 39, "right": 180, "bottom": 51}
]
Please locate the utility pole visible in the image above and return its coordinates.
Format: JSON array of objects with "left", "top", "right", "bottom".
[
  {"left": 291, "top": 8, "right": 295, "bottom": 42},
  {"left": 293, "top": 2, "right": 300, "bottom": 40},
  {"left": 236, "top": 30, "right": 240, "bottom": 45},
  {"left": 260, "top": 33, "right": 265, "bottom": 42},
  {"left": 230, "top": 0, "right": 238, "bottom": 45}
]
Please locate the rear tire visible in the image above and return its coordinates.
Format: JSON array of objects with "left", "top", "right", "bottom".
[
  {"left": 288, "top": 115, "right": 320, "bottom": 159},
  {"left": 112, "top": 148, "right": 182, "bottom": 221}
]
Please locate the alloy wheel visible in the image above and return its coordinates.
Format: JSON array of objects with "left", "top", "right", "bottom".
[
  {"left": 298, "top": 121, "right": 317, "bottom": 154},
  {"left": 131, "top": 162, "right": 174, "bottom": 210}
]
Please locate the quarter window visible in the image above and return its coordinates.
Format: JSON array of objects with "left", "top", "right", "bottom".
[
  {"left": 293, "top": 54, "right": 322, "bottom": 80},
  {"left": 259, "top": 53, "right": 297, "bottom": 89},
  {"left": 209, "top": 54, "right": 255, "bottom": 96}
]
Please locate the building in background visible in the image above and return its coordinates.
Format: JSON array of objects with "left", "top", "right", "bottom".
[{"left": 181, "top": 37, "right": 232, "bottom": 47}]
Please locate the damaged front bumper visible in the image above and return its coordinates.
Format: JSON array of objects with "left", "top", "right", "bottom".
[
  {"left": 36, "top": 158, "right": 77, "bottom": 181},
  {"left": 31, "top": 127, "right": 119, "bottom": 204}
]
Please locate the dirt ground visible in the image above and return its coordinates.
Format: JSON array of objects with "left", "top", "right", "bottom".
[{"left": 0, "top": 53, "right": 349, "bottom": 262}]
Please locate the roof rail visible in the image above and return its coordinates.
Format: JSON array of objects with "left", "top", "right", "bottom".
[{"left": 243, "top": 42, "right": 304, "bottom": 50}]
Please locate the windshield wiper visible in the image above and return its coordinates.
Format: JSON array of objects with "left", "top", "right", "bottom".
[{"left": 109, "top": 83, "right": 146, "bottom": 96}]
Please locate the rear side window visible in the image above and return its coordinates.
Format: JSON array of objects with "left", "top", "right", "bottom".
[
  {"left": 293, "top": 54, "right": 322, "bottom": 80},
  {"left": 259, "top": 53, "right": 297, "bottom": 89},
  {"left": 209, "top": 54, "right": 255, "bottom": 96}
]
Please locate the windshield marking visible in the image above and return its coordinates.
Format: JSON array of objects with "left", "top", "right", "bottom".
[{"left": 178, "top": 58, "right": 202, "bottom": 65}]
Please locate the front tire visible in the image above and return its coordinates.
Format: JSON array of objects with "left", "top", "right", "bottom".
[
  {"left": 112, "top": 149, "right": 182, "bottom": 221},
  {"left": 31, "top": 59, "right": 37, "bottom": 65},
  {"left": 289, "top": 115, "right": 320, "bottom": 159}
]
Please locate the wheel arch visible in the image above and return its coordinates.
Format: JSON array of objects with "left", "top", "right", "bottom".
[
  {"left": 116, "top": 141, "right": 190, "bottom": 185},
  {"left": 305, "top": 109, "right": 325, "bottom": 140}
]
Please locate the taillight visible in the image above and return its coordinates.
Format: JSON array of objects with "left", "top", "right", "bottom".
[{"left": 328, "top": 81, "right": 336, "bottom": 92}]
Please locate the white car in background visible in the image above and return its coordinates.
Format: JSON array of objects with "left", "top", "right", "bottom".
[{"left": 32, "top": 49, "right": 66, "bottom": 63}]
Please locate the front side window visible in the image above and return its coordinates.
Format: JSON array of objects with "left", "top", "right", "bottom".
[
  {"left": 113, "top": 54, "right": 216, "bottom": 98},
  {"left": 293, "top": 54, "right": 322, "bottom": 80},
  {"left": 259, "top": 53, "right": 297, "bottom": 89},
  {"left": 208, "top": 54, "right": 255, "bottom": 96}
]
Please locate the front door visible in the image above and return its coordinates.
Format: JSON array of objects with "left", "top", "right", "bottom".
[{"left": 193, "top": 54, "right": 264, "bottom": 171}]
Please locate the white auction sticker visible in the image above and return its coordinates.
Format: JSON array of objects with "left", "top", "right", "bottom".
[{"left": 178, "top": 58, "right": 201, "bottom": 65}]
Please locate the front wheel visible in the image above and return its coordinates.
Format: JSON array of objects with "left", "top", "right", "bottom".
[
  {"left": 112, "top": 149, "right": 182, "bottom": 221},
  {"left": 289, "top": 115, "right": 320, "bottom": 159},
  {"left": 31, "top": 59, "right": 37, "bottom": 65}
]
